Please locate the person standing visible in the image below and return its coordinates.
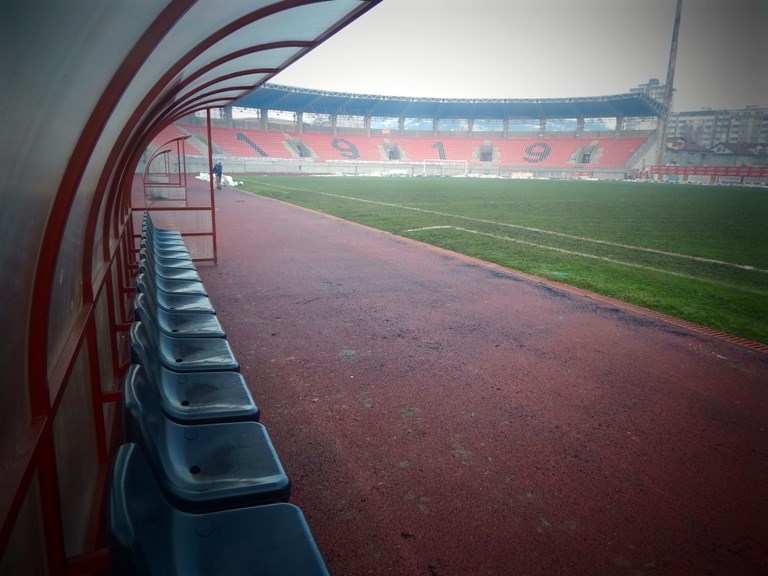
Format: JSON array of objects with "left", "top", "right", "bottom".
[{"left": 213, "top": 161, "right": 223, "bottom": 189}]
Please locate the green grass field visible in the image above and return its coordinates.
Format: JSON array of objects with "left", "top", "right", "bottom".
[{"left": 240, "top": 176, "right": 768, "bottom": 345}]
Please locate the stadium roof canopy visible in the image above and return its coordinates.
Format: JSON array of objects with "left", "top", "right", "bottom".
[{"left": 235, "top": 83, "right": 668, "bottom": 119}]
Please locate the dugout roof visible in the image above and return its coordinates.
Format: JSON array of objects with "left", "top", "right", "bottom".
[
  {"left": 0, "top": 0, "right": 383, "bottom": 569},
  {"left": 235, "top": 83, "right": 668, "bottom": 119}
]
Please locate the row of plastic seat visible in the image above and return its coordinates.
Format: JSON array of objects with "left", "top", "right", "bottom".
[
  {"left": 108, "top": 212, "right": 330, "bottom": 575},
  {"left": 178, "top": 123, "right": 649, "bottom": 167}
]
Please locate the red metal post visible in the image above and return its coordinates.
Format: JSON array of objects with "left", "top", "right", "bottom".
[{"left": 206, "top": 108, "right": 218, "bottom": 264}]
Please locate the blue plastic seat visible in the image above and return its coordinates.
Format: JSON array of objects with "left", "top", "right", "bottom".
[
  {"left": 143, "top": 227, "right": 185, "bottom": 244},
  {"left": 141, "top": 221, "right": 187, "bottom": 245},
  {"left": 141, "top": 246, "right": 197, "bottom": 270},
  {"left": 141, "top": 224, "right": 189, "bottom": 252},
  {"left": 138, "top": 262, "right": 207, "bottom": 296},
  {"left": 141, "top": 236, "right": 192, "bottom": 260},
  {"left": 139, "top": 249, "right": 200, "bottom": 280},
  {"left": 134, "top": 292, "right": 225, "bottom": 338},
  {"left": 128, "top": 338, "right": 257, "bottom": 424},
  {"left": 143, "top": 211, "right": 183, "bottom": 240},
  {"left": 130, "top": 320, "right": 238, "bottom": 373},
  {"left": 109, "top": 443, "right": 328, "bottom": 576},
  {"left": 123, "top": 373, "right": 291, "bottom": 512},
  {"left": 140, "top": 257, "right": 202, "bottom": 281},
  {"left": 136, "top": 274, "right": 215, "bottom": 314},
  {"left": 142, "top": 234, "right": 189, "bottom": 254}
]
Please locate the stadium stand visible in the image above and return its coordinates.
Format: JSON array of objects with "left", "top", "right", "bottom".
[
  {"left": 286, "top": 132, "right": 387, "bottom": 162},
  {"left": 592, "top": 137, "right": 648, "bottom": 168},
  {"left": 206, "top": 127, "right": 296, "bottom": 158},
  {"left": 494, "top": 138, "right": 589, "bottom": 168},
  {"left": 396, "top": 136, "right": 479, "bottom": 163},
  {"left": 151, "top": 124, "right": 208, "bottom": 156},
  {"left": 177, "top": 125, "right": 649, "bottom": 169}
]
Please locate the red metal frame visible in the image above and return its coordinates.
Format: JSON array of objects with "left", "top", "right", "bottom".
[
  {"left": 143, "top": 136, "right": 190, "bottom": 189},
  {"left": 6, "top": 2, "right": 197, "bottom": 573},
  {"left": 135, "top": 125, "right": 218, "bottom": 264},
  {"left": 0, "top": 417, "right": 46, "bottom": 564},
  {"left": 3, "top": 1, "right": 384, "bottom": 571},
  {"left": 207, "top": 109, "right": 218, "bottom": 265}
]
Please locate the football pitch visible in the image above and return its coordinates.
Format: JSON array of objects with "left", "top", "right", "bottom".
[{"left": 240, "top": 176, "right": 768, "bottom": 345}]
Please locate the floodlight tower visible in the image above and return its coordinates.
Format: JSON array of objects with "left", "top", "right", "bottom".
[{"left": 656, "top": 0, "right": 683, "bottom": 166}]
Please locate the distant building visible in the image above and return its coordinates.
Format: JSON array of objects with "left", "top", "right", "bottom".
[
  {"left": 666, "top": 107, "right": 768, "bottom": 149},
  {"left": 629, "top": 78, "right": 767, "bottom": 150},
  {"left": 664, "top": 138, "right": 767, "bottom": 168},
  {"left": 629, "top": 78, "right": 667, "bottom": 103}
]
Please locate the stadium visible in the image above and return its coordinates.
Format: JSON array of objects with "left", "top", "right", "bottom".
[
  {"left": 149, "top": 83, "right": 767, "bottom": 183},
  {"left": 1, "top": 1, "right": 767, "bottom": 575},
  {"left": 151, "top": 83, "right": 667, "bottom": 180}
]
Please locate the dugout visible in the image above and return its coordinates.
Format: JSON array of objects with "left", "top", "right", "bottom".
[{"left": 0, "top": 1, "right": 381, "bottom": 574}]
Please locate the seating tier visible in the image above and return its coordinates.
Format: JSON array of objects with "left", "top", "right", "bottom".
[{"left": 171, "top": 123, "right": 650, "bottom": 168}]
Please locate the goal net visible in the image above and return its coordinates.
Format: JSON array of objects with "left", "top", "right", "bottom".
[{"left": 421, "top": 159, "right": 468, "bottom": 177}]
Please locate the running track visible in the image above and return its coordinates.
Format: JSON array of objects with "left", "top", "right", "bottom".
[{"left": 195, "top": 183, "right": 768, "bottom": 576}]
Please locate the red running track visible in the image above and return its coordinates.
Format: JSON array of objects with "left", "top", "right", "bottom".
[{"left": 195, "top": 183, "right": 768, "bottom": 576}]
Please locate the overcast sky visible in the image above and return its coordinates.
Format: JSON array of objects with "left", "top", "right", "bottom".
[{"left": 272, "top": 0, "right": 767, "bottom": 112}]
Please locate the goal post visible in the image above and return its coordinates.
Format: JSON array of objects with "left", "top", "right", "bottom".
[{"left": 421, "top": 159, "right": 468, "bottom": 177}]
